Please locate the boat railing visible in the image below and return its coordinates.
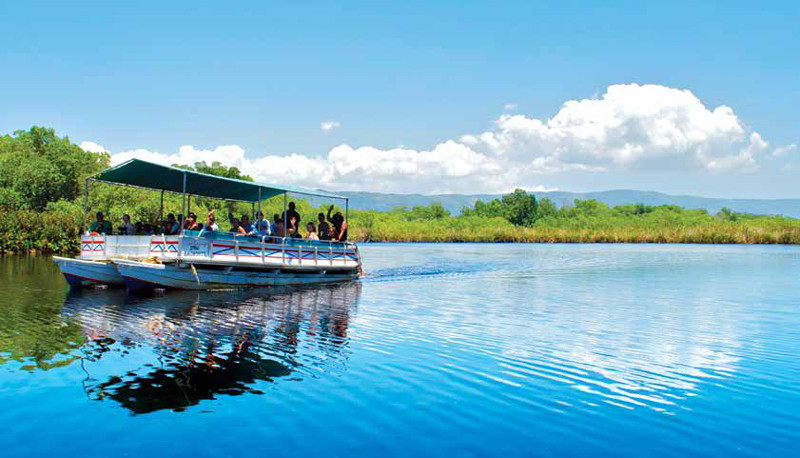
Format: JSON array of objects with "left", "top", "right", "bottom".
[
  {"left": 176, "top": 231, "right": 359, "bottom": 268},
  {"left": 80, "top": 232, "right": 359, "bottom": 267},
  {"left": 81, "top": 234, "right": 173, "bottom": 259}
]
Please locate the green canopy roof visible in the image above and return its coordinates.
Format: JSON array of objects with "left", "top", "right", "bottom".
[{"left": 90, "top": 159, "right": 346, "bottom": 202}]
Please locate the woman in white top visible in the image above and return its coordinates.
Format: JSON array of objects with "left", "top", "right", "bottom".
[
  {"left": 305, "top": 222, "right": 319, "bottom": 241},
  {"left": 118, "top": 214, "right": 135, "bottom": 235},
  {"left": 198, "top": 211, "right": 220, "bottom": 236}
]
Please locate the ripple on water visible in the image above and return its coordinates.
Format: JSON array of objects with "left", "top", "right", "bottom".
[{"left": 0, "top": 246, "right": 798, "bottom": 458}]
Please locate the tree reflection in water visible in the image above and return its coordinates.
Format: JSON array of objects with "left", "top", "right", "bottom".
[{"left": 60, "top": 283, "right": 361, "bottom": 414}]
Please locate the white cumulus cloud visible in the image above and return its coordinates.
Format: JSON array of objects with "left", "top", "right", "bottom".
[
  {"left": 109, "top": 141, "right": 511, "bottom": 194},
  {"left": 105, "top": 84, "right": 774, "bottom": 194},
  {"left": 79, "top": 141, "right": 107, "bottom": 153},
  {"left": 462, "top": 83, "right": 768, "bottom": 172},
  {"left": 320, "top": 121, "right": 341, "bottom": 132},
  {"left": 111, "top": 145, "right": 248, "bottom": 169}
]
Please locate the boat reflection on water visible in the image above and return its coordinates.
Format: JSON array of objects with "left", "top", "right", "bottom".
[{"left": 60, "top": 282, "right": 361, "bottom": 414}]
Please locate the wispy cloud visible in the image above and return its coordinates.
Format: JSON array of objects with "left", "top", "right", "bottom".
[
  {"left": 320, "top": 121, "right": 341, "bottom": 132},
  {"left": 503, "top": 103, "right": 517, "bottom": 111},
  {"left": 772, "top": 144, "right": 797, "bottom": 157}
]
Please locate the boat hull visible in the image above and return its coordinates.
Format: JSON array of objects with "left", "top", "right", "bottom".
[
  {"left": 113, "top": 259, "right": 359, "bottom": 291},
  {"left": 53, "top": 256, "right": 126, "bottom": 287}
]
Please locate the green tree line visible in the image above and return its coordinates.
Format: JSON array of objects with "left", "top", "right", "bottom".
[{"left": 1, "top": 126, "right": 799, "bottom": 253}]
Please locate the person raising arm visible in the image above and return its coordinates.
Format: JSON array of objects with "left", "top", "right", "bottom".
[
  {"left": 198, "top": 210, "right": 218, "bottom": 236},
  {"left": 327, "top": 205, "right": 348, "bottom": 241}
]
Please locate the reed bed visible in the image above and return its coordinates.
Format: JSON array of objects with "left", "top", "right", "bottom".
[
  {"left": 347, "top": 213, "right": 800, "bottom": 245},
  {"left": 2, "top": 201, "right": 798, "bottom": 255}
]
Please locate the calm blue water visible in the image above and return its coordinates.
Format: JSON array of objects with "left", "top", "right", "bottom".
[{"left": 1, "top": 244, "right": 798, "bottom": 457}]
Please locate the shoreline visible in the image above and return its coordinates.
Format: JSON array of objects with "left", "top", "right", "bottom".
[{"left": 3, "top": 238, "right": 799, "bottom": 257}]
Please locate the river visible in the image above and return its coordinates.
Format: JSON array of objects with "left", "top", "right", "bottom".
[{"left": 0, "top": 244, "right": 798, "bottom": 457}]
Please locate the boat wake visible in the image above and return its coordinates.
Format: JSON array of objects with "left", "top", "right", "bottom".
[{"left": 364, "top": 261, "right": 496, "bottom": 282}]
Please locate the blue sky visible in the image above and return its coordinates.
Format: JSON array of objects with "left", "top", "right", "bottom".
[{"left": 1, "top": 1, "right": 798, "bottom": 197}]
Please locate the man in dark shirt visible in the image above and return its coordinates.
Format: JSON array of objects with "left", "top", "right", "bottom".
[
  {"left": 90, "top": 212, "right": 113, "bottom": 235},
  {"left": 282, "top": 202, "right": 301, "bottom": 235},
  {"left": 317, "top": 212, "right": 331, "bottom": 240}
]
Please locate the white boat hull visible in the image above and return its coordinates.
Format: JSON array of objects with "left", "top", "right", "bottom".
[
  {"left": 53, "top": 256, "right": 126, "bottom": 287},
  {"left": 113, "top": 259, "right": 359, "bottom": 290}
]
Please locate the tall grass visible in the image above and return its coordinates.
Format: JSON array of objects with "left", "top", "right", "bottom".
[
  {"left": 1, "top": 201, "right": 798, "bottom": 254},
  {"left": 346, "top": 209, "right": 800, "bottom": 244}
]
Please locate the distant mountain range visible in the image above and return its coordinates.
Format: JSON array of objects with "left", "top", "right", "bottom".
[{"left": 334, "top": 190, "right": 800, "bottom": 217}]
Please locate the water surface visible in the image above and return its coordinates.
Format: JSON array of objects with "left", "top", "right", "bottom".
[{"left": 1, "top": 244, "right": 798, "bottom": 457}]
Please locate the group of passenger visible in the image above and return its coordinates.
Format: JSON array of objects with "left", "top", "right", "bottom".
[
  {"left": 90, "top": 211, "right": 181, "bottom": 236},
  {"left": 226, "top": 202, "right": 348, "bottom": 241},
  {"left": 88, "top": 201, "right": 348, "bottom": 241}
]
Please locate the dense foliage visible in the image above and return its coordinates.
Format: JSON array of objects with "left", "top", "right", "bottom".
[
  {"left": 0, "top": 127, "right": 798, "bottom": 253},
  {"left": 0, "top": 127, "right": 108, "bottom": 212},
  {"left": 461, "top": 188, "right": 539, "bottom": 226}
]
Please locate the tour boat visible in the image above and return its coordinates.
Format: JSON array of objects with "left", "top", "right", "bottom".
[{"left": 54, "top": 159, "right": 362, "bottom": 290}]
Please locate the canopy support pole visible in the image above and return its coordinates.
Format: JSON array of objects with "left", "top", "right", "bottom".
[
  {"left": 257, "top": 187, "right": 262, "bottom": 231},
  {"left": 180, "top": 171, "right": 187, "bottom": 235},
  {"left": 82, "top": 178, "right": 89, "bottom": 235},
  {"left": 159, "top": 189, "right": 164, "bottom": 221},
  {"left": 251, "top": 202, "right": 255, "bottom": 224},
  {"left": 283, "top": 192, "right": 287, "bottom": 236}
]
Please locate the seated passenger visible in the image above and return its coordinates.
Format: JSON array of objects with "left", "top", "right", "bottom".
[
  {"left": 117, "top": 214, "right": 134, "bottom": 235},
  {"left": 305, "top": 222, "right": 319, "bottom": 241},
  {"left": 274, "top": 219, "right": 285, "bottom": 237},
  {"left": 183, "top": 212, "right": 201, "bottom": 231},
  {"left": 229, "top": 218, "right": 246, "bottom": 235},
  {"left": 226, "top": 211, "right": 252, "bottom": 233},
  {"left": 253, "top": 219, "right": 270, "bottom": 237},
  {"left": 254, "top": 211, "right": 272, "bottom": 236},
  {"left": 204, "top": 211, "right": 219, "bottom": 232},
  {"left": 162, "top": 213, "right": 179, "bottom": 235},
  {"left": 89, "top": 212, "right": 113, "bottom": 235},
  {"left": 240, "top": 215, "right": 253, "bottom": 234},
  {"left": 317, "top": 213, "right": 331, "bottom": 241}
]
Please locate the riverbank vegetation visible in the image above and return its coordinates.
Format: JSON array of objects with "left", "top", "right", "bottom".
[{"left": 1, "top": 126, "right": 798, "bottom": 253}]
